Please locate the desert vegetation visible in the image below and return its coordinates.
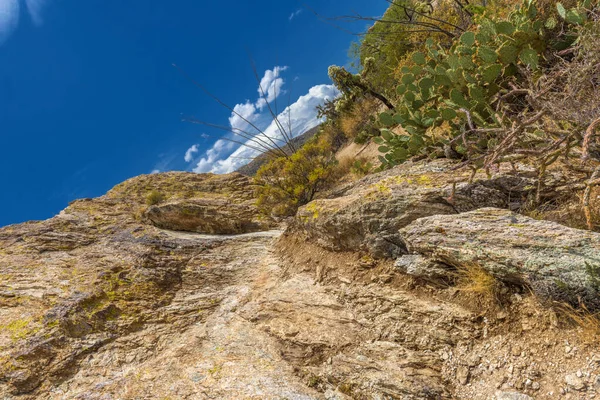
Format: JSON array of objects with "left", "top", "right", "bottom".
[
  {"left": 145, "top": 190, "right": 165, "bottom": 206},
  {"left": 254, "top": 125, "right": 345, "bottom": 216},
  {"left": 254, "top": 0, "right": 600, "bottom": 229},
  {"left": 6, "top": 1, "right": 600, "bottom": 398}
]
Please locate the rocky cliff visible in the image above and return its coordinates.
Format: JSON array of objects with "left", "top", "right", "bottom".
[{"left": 2, "top": 166, "right": 600, "bottom": 399}]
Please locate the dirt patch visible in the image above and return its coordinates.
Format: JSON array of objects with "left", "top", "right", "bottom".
[
  {"left": 336, "top": 141, "right": 381, "bottom": 166},
  {"left": 276, "top": 233, "right": 600, "bottom": 399}
]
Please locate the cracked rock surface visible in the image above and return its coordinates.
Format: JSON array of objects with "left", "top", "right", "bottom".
[{"left": 2, "top": 169, "right": 600, "bottom": 399}]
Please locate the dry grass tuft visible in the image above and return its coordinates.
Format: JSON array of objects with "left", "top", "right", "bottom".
[
  {"left": 334, "top": 156, "right": 354, "bottom": 177},
  {"left": 558, "top": 302, "right": 600, "bottom": 344},
  {"left": 452, "top": 262, "right": 499, "bottom": 302},
  {"left": 145, "top": 190, "right": 165, "bottom": 206},
  {"left": 339, "top": 98, "right": 379, "bottom": 142},
  {"left": 331, "top": 156, "right": 374, "bottom": 183}
]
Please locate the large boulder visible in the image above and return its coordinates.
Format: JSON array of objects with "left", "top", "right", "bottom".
[
  {"left": 290, "top": 160, "right": 536, "bottom": 258},
  {"left": 400, "top": 208, "right": 600, "bottom": 309}
]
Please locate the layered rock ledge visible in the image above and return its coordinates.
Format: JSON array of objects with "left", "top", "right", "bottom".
[
  {"left": 290, "top": 160, "right": 539, "bottom": 258},
  {"left": 399, "top": 208, "right": 600, "bottom": 310},
  {"left": 144, "top": 199, "right": 272, "bottom": 234},
  {"left": 2, "top": 166, "right": 600, "bottom": 399}
]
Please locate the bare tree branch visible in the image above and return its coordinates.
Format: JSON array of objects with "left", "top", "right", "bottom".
[
  {"left": 582, "top": 118, "right": 600, "bottom": 161},
  {"left": 184, "top": 117, "right": 289, "bottom": 158},
  {"left": 584, "top": 165, "right": 600, "bottom": 230}
]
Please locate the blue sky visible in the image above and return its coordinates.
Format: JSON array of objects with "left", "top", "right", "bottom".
[{"left": 0, "top": 0, "right": 386, "bottom": 227}]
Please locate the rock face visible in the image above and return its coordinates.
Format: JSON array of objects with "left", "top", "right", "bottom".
[
  {"left": 144, "top": 199, "right": 272, "bottom": 234},
  {"left": 400, "top": 208, "right": 600, "bottom": 309},
  {"left": 0, "top": 168, "right": 480, "bottom": 399},
  {"left": 3, "top": 166, "right": 600, "bottom": 399},
  {"left": 290, "top": 159, "right": 536, "bottom": 258},
  {"left": 0, "top": 171, "right": 278, "bottom": 397}
]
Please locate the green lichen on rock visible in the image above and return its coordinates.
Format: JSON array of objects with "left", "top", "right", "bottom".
[
  {"left": 1, "top": 318, "right": 38, "bottom": 342},
  {"left": 0, "top": 170, "right": 276, "bottom": 395},
  {"left": 585, "top": 261, "right": 600, "bottom": 291}
]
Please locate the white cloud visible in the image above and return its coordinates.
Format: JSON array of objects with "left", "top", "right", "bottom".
[
  {"left": 25, "top": 0, "right": 47, "bottom": 25},
  {"left": 157, "top": 66, "right": 295, "bottom": 174},
  {"left": 184, "top": 144, "right": 199, "bottom": 162},
  {"left": 193, "top": 139, "right": 235, "bottom": 173},
  {"left": 193, "top": 83, "right": 339, "bottom": 174},
  {"left": 289, "top": 9, "right": 302, "bottom": 21},
  {"left": 0, "top": 0, "right": 19, "bottom": 44},
  {"left": 0, "top": 0, "right": 50, "bottom": 44},
  {"left": 190, "top": 65, "right": 339, "bottom": 174},
  {"left": 221, "top": 66, "right": 291, "bottom": 137},
  {"left": 150, "top": 169, "right": 160, "bottom": 174},
  {"left": 227, "top": 66, "right": 289, "bottom": 135},
  {"left": 228, "top": 100, "right": 259, "bottom": 133},
  {"left": 256, "top": 66, "right": 287, "bottom": 109}
]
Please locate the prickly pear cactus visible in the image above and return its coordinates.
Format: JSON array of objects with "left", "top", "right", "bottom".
[{"left": 375, "top": 0, "right": 548, "bottom": 167}]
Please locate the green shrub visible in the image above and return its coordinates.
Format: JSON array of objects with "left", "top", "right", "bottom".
[
  {"left": 145, "top": 190, "right": 165, "bottom": 206},
  {"left": 375, "top": 0, "right": 546, "bottom": 165},
  {"left": 357, "top": 0, "right": 471, "bottom": 96},
  {"left": 254, "top": 134, "right": 338, "bottom": 217}
]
